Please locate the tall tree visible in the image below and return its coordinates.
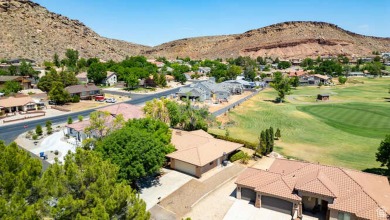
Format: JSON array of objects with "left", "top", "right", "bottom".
[
  {"left": 3, "top": 81, "right": 22, "bottom": 93},
  {"left": 271, "top": 72, "right": 291, "bottom": 102},
  {"left": 34, "top": 148, "right": 150, "bottom": 219},
  {"left": 95, "top": 118, "right": 175, "bottom": 182},
  {"left": 65, "top": 49, "right": 79, "bottom": 68},
  {"left": 84, "top": 111, "right": 125, "bottom": 140},
  {"left": 53, "top": 53, "right": 60, "bottom": 67},
  {"left": 376, "top": 135, "right": 390, "bottom": 172},
  {"left": 48, "top": 82, "right": 70, "bottom": 104},
  {"left": 0, "top": 142, "right": 42, "bottom": 219},
  {"left": 87, "top": 62, "right": 107, "bottom": 84}
]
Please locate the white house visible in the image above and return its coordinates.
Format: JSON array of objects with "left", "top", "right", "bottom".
[{"left": 103, "top": 71, "right": 117, "bottom": 86}]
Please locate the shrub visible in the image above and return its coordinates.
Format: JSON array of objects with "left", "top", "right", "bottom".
[
  {"left": 211, "top": 134, "right": 257, "bottom": 149},
  {"left": 230, "top": 150, "right": 246, "bottom": 162},
  {"left": 78, "top": 115, "right": 83, "bottom": 122},
  {"left": 72, "top": 95, "right": 80, "bottom": 103},
  {"left": 35, "top": 125, "right": 43, "bottom": 136},
  {"left": 67, "top": 116, "right": 73, "bottom": 124},
  {"left": 32, "top": 134, "right": 38, "bottom": 140},
  {"left": 54, "top": 150, "right": 59, "bottom": 155},
  {"left": 240, "top": 153, "right": 250, "bottom": 164}
]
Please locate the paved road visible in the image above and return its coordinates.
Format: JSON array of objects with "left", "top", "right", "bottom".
[{"left": 0, "top": 86, "right": 185, "bottom": 144}]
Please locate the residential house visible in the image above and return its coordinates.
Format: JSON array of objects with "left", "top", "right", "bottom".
[
  {"left": 0, "top": 75, "right": 32, "bottom": 89},
  {"left": 65, "top": 103, "right": 144, "bottom": 142},
  {"left": 102, "top": 71, "right": 117, "bottom": 86},
  {"left": 198, "top": 67, "right": 211, "bottom": 75},
  {"left": 348, "top": 72, "right": 366, "bottom": 77},
  {"left": 166, "top": 129, "right": 243, "bottom": 178},
  {"left": 177, "top": 86, "right": 207, "bottom": 101},
  {"left": 224, "top": 79, "right": 254, "bottom": 89},
  {"left": 65, "top": 84, "right": 101, "bottom": 100},
  {"left": 0, "top": 95, "right": 38, "bottom": 113},
  {"left": 300, "top": 74, "right": 331, "bottom": 85},
  {"left": 76, "top": 72, "right": 89, "bottom": 84},
  {"left": 8, "top": 58, "right": 36, "bottom": 65},
  {"left": 235, "top": 158, "right": 390, "bottom": 220}
]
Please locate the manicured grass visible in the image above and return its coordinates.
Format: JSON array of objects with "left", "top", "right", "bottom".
[{"left": 209, "top": 77, "right": 390, "bottom": 170}]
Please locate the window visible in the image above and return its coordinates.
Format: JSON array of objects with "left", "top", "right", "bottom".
[
  {"left": 209, "top": 161, "right": 213, "bottom": 165},
  {"left": 338, "top": 212, "right": 351, "bottom": 220}
]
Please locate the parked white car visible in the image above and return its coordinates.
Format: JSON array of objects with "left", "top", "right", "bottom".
[{"left": 105, "top": 98, "right": 117, "bottom": 103}]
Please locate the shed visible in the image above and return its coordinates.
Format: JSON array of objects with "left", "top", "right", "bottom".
[{"left": 317, "top": 94, "right": 329, "bottom": 101}]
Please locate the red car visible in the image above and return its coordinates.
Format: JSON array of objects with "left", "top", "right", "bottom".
[{"left": 95, "top": 95, "right": 105, "bottom": 102}]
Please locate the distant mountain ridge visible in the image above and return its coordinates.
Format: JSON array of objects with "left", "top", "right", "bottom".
[{"left": 1, "top": 0, "right": 389, "bottom": 63}]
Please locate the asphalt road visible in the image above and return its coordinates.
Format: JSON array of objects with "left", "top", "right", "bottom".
[{"left": 0, "top": 86, "right": 184, "bottom": 144}]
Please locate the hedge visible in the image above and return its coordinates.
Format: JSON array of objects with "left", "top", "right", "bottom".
[
  {"left": 230, "top": 150, "right": 246, "bottom": 162},
  {"left": 210, "top": 133, "right": 257, "bottom": 150}
]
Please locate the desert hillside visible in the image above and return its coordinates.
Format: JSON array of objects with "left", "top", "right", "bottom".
[
  {"left": 0, "top": 0, "right": 150, "bottom": 63},
  {"left": 148, "top": 21, "right": 390, "bottom": 59},
  {"left": 1, "top": 0, "right": 389, "bottom": 63}
]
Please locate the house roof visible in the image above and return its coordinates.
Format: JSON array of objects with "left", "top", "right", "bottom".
[
  {"left": 0, "top": 96, "right": 36, "bottom": 108},
  {"left": 236, "top": 159, "right": 390, "bottom": 220},
  {"left": 65, "top": 84, "right": 100, "bottom": 94},
  {"left": 0, "top": 75, "right": 23, "bottom": 82},
  {"left": 97, "top": 103, "right": 144, "bottom": 121},
  {"left": 288, "top": 71, "right": 307, "bottom": 77},
  {"left": 166, "top": 129, "right": 242, "bottom": 166},
  {"left": 313, "top": 74, "right": 330, "bottom": 80},
  {"left": 106, "top": 71, "right": 116, "bottom": 78},
  {"left": 65, "top": 120, "right": 91, "bottom": 132},
  {"left": 76, "top": 72, "right": 88, "bottom": 79}
]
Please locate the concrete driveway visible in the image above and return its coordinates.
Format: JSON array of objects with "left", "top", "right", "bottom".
[
  {"left": 223, "top": 200, "right": 291, "bottom": 220},
  {"left": 139, "top": 169, "right": 193, "bottom": 210}
]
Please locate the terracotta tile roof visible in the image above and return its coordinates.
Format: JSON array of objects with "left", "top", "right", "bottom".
[
  {"left": 65, "top": 84, "right": 100, "bottom": 94},
  {"left": 288, "top": 71, "right": 306, "bottom": 77},
  {"left": 0, "top": 96, "right": 35, "bottom": 108},
  {"left": 166, "top": 129, "right": 243, "bottom": 166},
  {"left": 65, "top": 120, "right": 91, "bottom": 132},
  {"left": 98, "top": 103, "right": 144, "bottom": 121},
  {"left": 236, "top": 159, "right": 390, "bottom": 219}
]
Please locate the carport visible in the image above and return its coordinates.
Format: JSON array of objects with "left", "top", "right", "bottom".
[{"left": 261, "top": 196, "right": 293, "bottom": 215}]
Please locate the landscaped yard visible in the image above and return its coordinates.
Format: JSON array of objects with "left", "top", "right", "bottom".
[{"left": 209, "top": 77, "right": 390, "bottom": 170}]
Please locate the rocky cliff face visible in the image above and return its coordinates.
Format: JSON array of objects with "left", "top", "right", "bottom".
[
  {"left": 1, "top": 0, "right": 389, "bottom": 63},
  {"left": 0, "top": 0, "right": 150, "bottom": 62},
  {"left": 149, "top": 21, "right": 390, "bottom": 59}
]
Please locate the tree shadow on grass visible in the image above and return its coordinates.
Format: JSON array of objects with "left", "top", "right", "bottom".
[{"left": 363, "top": 167, "right": 389, "bottom": 178}]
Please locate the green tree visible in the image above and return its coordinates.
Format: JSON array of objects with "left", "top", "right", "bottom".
[
  {"left": 77, "top": 57, "right": 87, "bottom": 69},
  {"left": 271, "top": 72, "right": 291, "bottom": 102},
  {"left": 95, "top": 118, "right": 175, "bottom": 182},
  {"left": 8, "top": 65, "right": 17, "bottom": 75},
  {"left": 4, "top": 81, "right": 22, "bottom": 93},
  {"left": 48, "top": 82, "right": 70, "bottom": 105},
  {"left": 46, "top": 120, "right": 52, "bottom": 135},
  {"left": 376, "top": 135, "right": 390, "bottom": 172},
  {"left": 126, "top": 74, "right": 139, "bottom": 89},
  {"left": 19, "top": 60, "right": 37, "bottom": 77},
  {"left": 0, "top": 142, "right": 42, "bottom": 219},
  {"left": 258, "top": 131, "right": 266, "bottom": 155},
  {"left": 53, "top": 53, "right": 60, "bottom": 67},
  {"left": 159, "top": 73, "right": 167, "bottom": 87},
  {"left": 290, "top": 76, "right": 300, "bottom": 88},
  {"left": 338, "top": 76, "right": 347, "bottom": 85},
  {"left": 67, "top": 116, "right": 73, "bottom": 124},
  {"left": 277, "top": 61, "right": 291, "bottom": 69},
  {"left": 227, "top": 65, "right": 242, "bottom": 80},
  {"left": 275, "top": 128, "right": 281, "bottom": 140},
  {"left": 35, "top": 124, "right": 43, "bottom": 136},
  {"left": 243, "top": 66, "right": 256, "bottom": 81},
  {"left": 65, "top": 49, "right": 79, "bottom": 68},
  {"left": 34, "top": 148, "right": 150, "bottom": 219},
  {"left": 87, "top": 62, "right": 107, "bottom": 84},
  {"left": 85, "top": 111, "right": 125, "bottom": 140}
]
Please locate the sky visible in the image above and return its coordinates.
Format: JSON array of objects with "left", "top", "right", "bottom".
[{"left": 33, "top": 0, "right": 390, "bottom": 46}]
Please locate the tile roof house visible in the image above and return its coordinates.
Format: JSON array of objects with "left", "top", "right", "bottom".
[
  {"left": 65, "top": 103, "right": 144, "bottom": 142},
  {"left": 65, "top": 84, "right": 101, "bottom": 100},
  {"left": 0, "top": 95, "right": 38, "bottom": 113},
  {"left": 166, "top": 129, "right": 243, "bottom": 177},
  {"left": 235, "top": 159, "right": 390, "bottom": 220},
  {"left": 0, "top": 75, "right": 32, "bottom": 90}
]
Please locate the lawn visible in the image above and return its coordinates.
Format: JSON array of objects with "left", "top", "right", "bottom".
[{"left": 209, "top": 77, "right": 390, "bottom": 170}]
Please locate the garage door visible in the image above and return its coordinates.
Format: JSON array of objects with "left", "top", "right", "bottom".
[
  {"left": 175, "top": 160, "right": 196, "bottom": 176},
  {"left": 261, "top": 196, "right": 292, "bottom": 215},
  {"left": 241, "top": 188, "right": 256, "bottom": 202}
]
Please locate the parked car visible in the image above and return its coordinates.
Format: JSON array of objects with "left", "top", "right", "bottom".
[
  {"left": 95, "top": 95, "right": 105, "bottom": 102},
  {"left": 48, "top": 100, "right": 56, "bottom": 105},
  {"left": 105, "top": 98, "right": 117, "bottom": 103}
]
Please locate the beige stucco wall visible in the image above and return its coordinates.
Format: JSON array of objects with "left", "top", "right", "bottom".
[{"left": 302, "top": 196, "right": 317, "bottom": 211}]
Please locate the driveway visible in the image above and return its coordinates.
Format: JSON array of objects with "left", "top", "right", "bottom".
[
  {"left": 31, "top": 130, "right": 76, "bottom": 163},
  {"left": 223, "top": 200, "right": 291, "bottom": 220},
  {"left": 139, "top": 169, "right": 193, "bottom": 210}
]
